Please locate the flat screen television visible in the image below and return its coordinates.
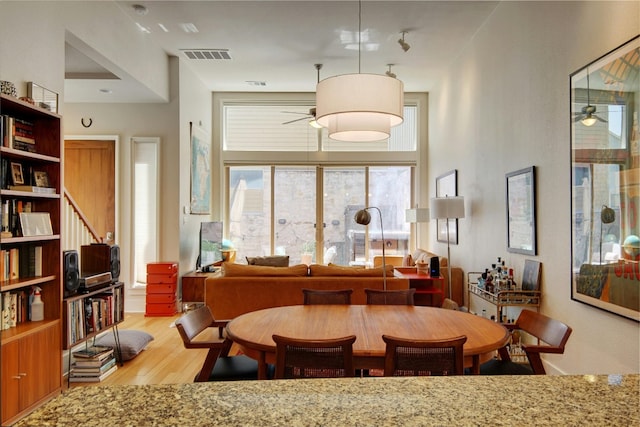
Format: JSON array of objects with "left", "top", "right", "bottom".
[{"left": 197, "top": 221, "right": 223, "bottom": 272}]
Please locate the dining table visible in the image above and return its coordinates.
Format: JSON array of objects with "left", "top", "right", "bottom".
[{"left": 226, "top": 304, "right": 510, "bottom": 379}]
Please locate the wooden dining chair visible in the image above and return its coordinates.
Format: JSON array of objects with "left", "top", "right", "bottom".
[
  {"left": 272, "top": 334, "right": 357, "bottom": 379},
  {"left": 480, "top": 309, "right": 572, "bottom": 375},
  {"left": 302, "top": 288, "right": 353, "bottom": 305},
  {"left": 175, "top": 305, "right": 263, "bottom": 382},
  {"left": 365, "top": 288, "right": 416, "bottom": 305},
  {"left": 382, "top": 334, "right": 467, "bottom": 376}
]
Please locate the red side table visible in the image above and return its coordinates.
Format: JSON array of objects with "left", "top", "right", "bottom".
[{"left": 394, "top": 269, "right": 445, "bottom": 307}]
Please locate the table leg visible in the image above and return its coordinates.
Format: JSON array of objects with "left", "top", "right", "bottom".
[
  {"left": 470, "top": 355, "right": 480, "bottom": 375},
  {"left": 257, "top": 352, "right": 269, "bottom": 380}
]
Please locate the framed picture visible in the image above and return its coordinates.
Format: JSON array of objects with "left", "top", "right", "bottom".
[
  {"left": 570, "top": 36, "right": 639, "bottom": 322},
  {"left": 506, "top": 166, "right": 536, "bottom": 255},
  {"left": 19, "top": 212, "right": 53, "bottom": 236},
  {"left": 33, "top": 171, "right": 50, "bottom": 187},
  {"left": 10, "top": 162, "right": 24, "bottom": 185},
  {"left": 27, "top": 82, "right": 58, "bottom": 114},
  {"left": 190, "top": 123, "right": 211, "bottom": 214},
  {"left": 522, "top": 259, "right": 541, "bottom": 291},
  {"left": 435, "top": 169, "right": 458, "bottom": 244}
]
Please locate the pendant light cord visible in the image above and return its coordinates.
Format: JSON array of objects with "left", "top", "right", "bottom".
[{"left": 358, "top": 0, "right": 362, "bottom": 74}]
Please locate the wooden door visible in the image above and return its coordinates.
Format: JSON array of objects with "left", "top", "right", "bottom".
[
  {"left": 1, "top": 341, "right": 20, "bottom": 424},
  {"left": 64, "top": 140, "right": 115, "bottom": 242}
]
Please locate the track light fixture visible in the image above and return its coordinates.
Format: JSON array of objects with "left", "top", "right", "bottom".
[
  {"left": 385, "top": 64, "right": 396, "bottom": 78},
  {"left": 398, "top": 31, "right": 410, "bottom": 52}
]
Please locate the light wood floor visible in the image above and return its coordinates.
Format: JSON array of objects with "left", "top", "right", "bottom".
[{"left": 68, "top": 313, "right": 205, "bottom": 388}]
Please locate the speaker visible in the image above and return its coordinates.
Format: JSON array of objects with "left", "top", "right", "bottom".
[
  {"left": 81, "top": 244, "right": 120, "bottom": 280},
  {"left": 429, "top": 256, "right": 440, "bottom": 277},
  {"left": 63, "top": 250, "right": 80, "bottom": 297}
]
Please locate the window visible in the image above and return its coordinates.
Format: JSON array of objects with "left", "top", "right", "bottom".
[
  {"left": 217, "top": 93, "right": 426, "bottom": 265},
  {"left": 132, "top": 137, "right": 159, "bottom": 286}
]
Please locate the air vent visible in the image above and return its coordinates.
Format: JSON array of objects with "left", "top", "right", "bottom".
[{"left": 181, "top": 49, "right": 231, "bottom": 60}]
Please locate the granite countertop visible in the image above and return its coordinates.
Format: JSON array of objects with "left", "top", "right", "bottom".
[{"left": 16, "top": 374, "right": 639, "bottom": 427}]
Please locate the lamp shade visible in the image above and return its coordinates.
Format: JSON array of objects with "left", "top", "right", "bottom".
[
  {"left": 405, "top": 208, "right": 430, "bottom": 223},
  {"left": 430, "top": 197, "right": 465, "bottom": 219},
  {"left": 316, "top": 73, "right": 404, "bottom": 142}
]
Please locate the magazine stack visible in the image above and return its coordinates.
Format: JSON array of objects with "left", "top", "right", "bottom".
[{"left": 69, "top": 345, "right": 117, "bottom": 382}]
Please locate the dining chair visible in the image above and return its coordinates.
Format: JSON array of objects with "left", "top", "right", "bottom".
[
  {"left": 175, "top": 305, "right": 264, "bottom": 382},
  {"left": 365, "top": 288, "right": 416, "bottom": 305},
  {"left": 272, "top": 334, "right": 357, "bottom": 379},
  {"left": 441, "top": 298, "right": 459, "bottom": 310},
  {"left": 302, "top": 288, "right": 353, "bottom": 305},
  {"left": 480, "top": 309, "right": 572, "bottom": 375},
  {"left": 382, "top": 334, "right": 467, "bottom": 376}
]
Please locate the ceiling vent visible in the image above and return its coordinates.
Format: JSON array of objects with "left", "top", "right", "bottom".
[{"left": 181, "top": 49, "right": 231, "bottom": 60}]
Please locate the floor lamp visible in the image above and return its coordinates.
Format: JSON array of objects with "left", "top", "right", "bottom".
[
  {"left": 355, "top": 207, "right": 386, "bottom": 290},
  {"left": 430, "top": 196, "right": 465, "bottom": 300}
]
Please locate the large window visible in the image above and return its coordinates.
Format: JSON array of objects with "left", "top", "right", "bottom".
[
  {"left": 217, "top": 93, "right": 426, "bottom": 265},
  {"left": 228, "top": 166, "right": 411, "bottom": 266}
]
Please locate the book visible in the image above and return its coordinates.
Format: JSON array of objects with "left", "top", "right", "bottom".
[
  {"left": 8, "top": 185, "right": 56, "bottom": 194},
  {"left": 74, "top": 354, "right": 116, "bottom": 369},
  {"left": 73, "top": 345, "right": 113, "bottom": 359},
  {"left": 73, "top": 356, "right": 116, "bottom": 373},
  {"left": 68, "top": 363, "right": 117, "bottom": 382}
]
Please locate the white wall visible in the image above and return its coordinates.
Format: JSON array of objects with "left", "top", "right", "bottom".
[{"left": 429, "top": 1, "right": 639, "bottom": 374}]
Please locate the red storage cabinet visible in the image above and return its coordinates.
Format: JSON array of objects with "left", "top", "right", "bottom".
[{"left": 145, "top": 262, "right": 178, "bottom": 316}]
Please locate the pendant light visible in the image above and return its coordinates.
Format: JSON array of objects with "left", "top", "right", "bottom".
[{"left": 315, "top": 0, "right": 404, "bottom": 142}]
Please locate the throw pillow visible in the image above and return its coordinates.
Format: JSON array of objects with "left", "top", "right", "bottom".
[
  {"left": 223, "top": 262, "right": 308, "bottom": 277},
  {"left": 94, "top": 330, "right": 154, "bottom": 362},
  {"left": 309, "top": 264, "right": 393, "bottom": 277},
  {"left": 245, "top": 255, "right": 290, "bottom": 267}
]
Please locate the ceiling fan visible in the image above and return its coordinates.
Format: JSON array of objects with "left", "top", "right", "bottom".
[
  {"left": 573, "top": 71, "right": 607, "bottom": 126},
  {"left": 282, "top": 64, "right": 322, "bottom": 128}
]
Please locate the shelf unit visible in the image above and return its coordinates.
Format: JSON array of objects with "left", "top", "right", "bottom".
[
  {"left": 63, "top": 282, "right": 125, "bottom": 350},
  {"left": 467, "top": 272, "right": 541, "bottom": 364},
  {"left": 467, "top": 272, "right": 541, "bottom": 320},
  {"left": 0, "top": 94, "right": 62, "bottom": 426}
]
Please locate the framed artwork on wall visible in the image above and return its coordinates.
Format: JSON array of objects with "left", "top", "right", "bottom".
[
  {"left": 190, "top": 124, "right": 211, "bottom": 215},
  {"left": 570, "top": 36, "right": 639, "bottom": 322},
  {"left": 506, "top": 166, "right": 536, "bottom": 255},
  {"left": 435, "top": 169, "right": 458, "bottom": 244}
]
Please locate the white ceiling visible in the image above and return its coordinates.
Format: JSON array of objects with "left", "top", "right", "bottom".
[{"left": 64, "top": 1, "right": 500, "bottom": 103}]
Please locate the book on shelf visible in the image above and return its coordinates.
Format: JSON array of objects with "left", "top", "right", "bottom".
[
  {"left": 68, "top": 363, "right": 117, "bottom": 382},
  {"left": 8, "top": 185, "right": 56, "bottom": 194}
]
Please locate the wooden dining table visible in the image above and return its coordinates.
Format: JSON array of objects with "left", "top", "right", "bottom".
[{"left": 226, "top": 305, "right": 510, "bottom": 379}]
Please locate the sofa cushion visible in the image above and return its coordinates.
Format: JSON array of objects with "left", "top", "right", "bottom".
[
  {"left": 246, "top": 255, "right": 290, "bottom": 267},
  {"left": 309, "top": 264, "right": 393, "bottom": 277},
  {"left": 223, "top": 262, "right": 308, "bottom": 277}
]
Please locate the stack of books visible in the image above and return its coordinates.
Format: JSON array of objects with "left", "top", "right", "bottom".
[{"left": 69, "top": 345, "right": 117, "bottom": 382}]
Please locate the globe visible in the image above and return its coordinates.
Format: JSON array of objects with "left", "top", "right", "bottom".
[{"left": 622, "top": 235, "right": 640, "bottom": 259}]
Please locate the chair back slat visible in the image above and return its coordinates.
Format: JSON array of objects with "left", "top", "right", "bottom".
[
  {"left": 303, "top": 288, "right": 353, "bottom": 305},
  {"left": 517, "top": 309, "right": 572, "bottom": 349},
  {"left": 175, "top": 306, "right": 214, "bottom": 343},
  {"left": 365, "top": 288, "right": 416, "bottom": 305},
  {"left": 383, "top": 335, "right": 467, "bottom": 376},
  {"left": 273, "top": 334, "right": 356, "bottom": 379}
]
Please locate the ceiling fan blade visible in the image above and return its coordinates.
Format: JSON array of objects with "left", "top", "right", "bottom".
[
  {"left": 282, "top": 116, "right": 311, "bottom": 125},
  {"left": 595, "top": 115, "right": 608, "bottom": 123},
  {"left": 573, "top": 116, "right": 583, "bottom": 123}
]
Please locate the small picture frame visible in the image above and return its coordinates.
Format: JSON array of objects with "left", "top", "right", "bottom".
[
  {"left": 19, "top": 212, "right": 53, "bottom": 236},
  {"left": 33, "top": 171, "right": 50, "bottom": 188},
  {"left": 522, "top": 259, "right": 542, "bottom": 291},
  {"left": 10, "top": 162, "right": 24, "bottom": 185},
  {"left": 27, "top": 82, "right": 58, "bottom": 114}
]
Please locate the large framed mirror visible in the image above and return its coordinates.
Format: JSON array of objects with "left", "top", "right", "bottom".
[{"left": 570, "top": 35, "right": 639, "bottom": 322}]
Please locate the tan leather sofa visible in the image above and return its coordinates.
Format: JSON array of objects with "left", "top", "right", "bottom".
[{"left": 204, "top": 263, "right": 410, "bottom": 320}]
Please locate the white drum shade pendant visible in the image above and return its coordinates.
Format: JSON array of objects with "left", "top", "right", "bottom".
[{"left": 316, "top": 73, "right": 404, "bottom": 142}]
